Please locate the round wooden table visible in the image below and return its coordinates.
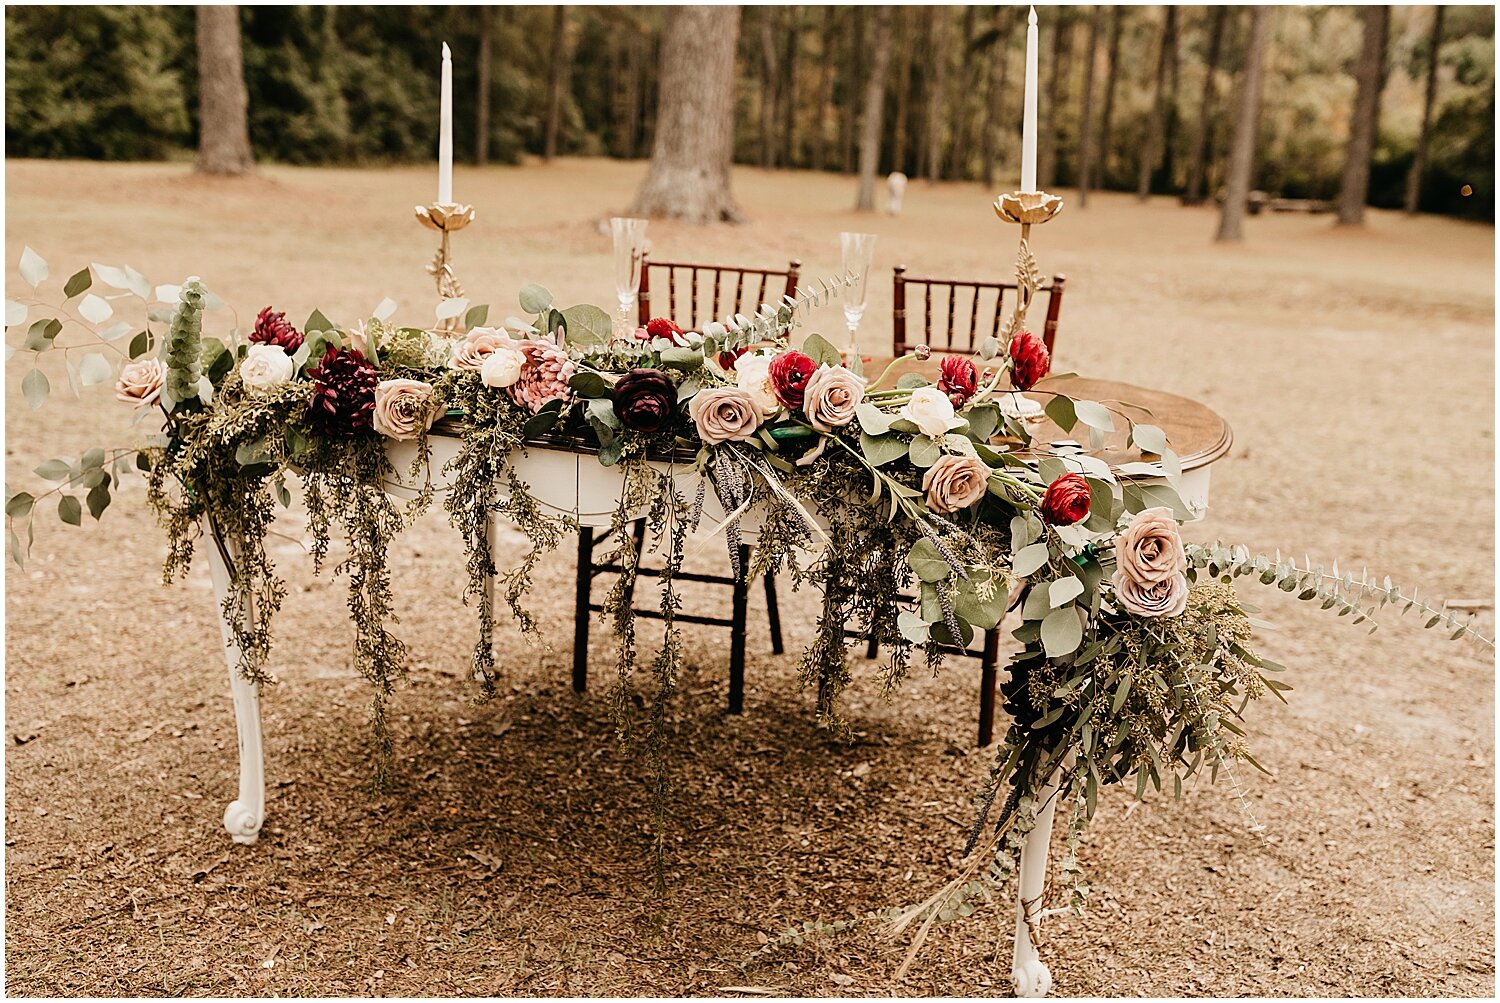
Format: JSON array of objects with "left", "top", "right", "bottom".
[{"left": 869, "top": 358, "right": 1233, "bottom": 473}]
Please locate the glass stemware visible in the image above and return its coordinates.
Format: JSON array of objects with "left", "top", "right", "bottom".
[
  {"left": 610, "top": 217, "right": 648, "bottom": 338},
  {"left": 839, "top": 231, "right": 877, "bottom": 358}
]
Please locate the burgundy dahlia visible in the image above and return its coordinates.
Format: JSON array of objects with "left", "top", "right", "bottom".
[
  {"left": 937, "top": 354, "right": 979, "bottom": 407},
  {"left": 251, "top": 307, "right": 304, "bottom": 354},
  {"left": 1008, "top": 330, "right": 1051, "bottom": 392},
  {"left": 612, "top": 368, "right": 678, "bottom": 433},
  {"left": 767, "top": 350, "right": 816, "bottom": 410},
  {"left": 306, "top": 347, "right": 379, "bottom": 437}
]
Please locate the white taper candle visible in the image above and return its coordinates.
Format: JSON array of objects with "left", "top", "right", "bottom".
[
  {"left": 1021, "top": 6, "right": 1039, "bottom": 192},
  {"left": 439, "top": 41, "right": 453, "bottom": 203}
]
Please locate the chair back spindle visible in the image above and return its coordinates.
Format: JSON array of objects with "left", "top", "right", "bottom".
[
  {"left": 639, "top": 253, "right": 801, "bottom": 332},
  {"left": 890, "top": 267, "right": 1067, "bottom": 356}
]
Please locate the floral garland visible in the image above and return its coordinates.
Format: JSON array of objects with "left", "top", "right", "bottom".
[{"left": 5, "top": 251, "right": 1490, "bottom": 961}]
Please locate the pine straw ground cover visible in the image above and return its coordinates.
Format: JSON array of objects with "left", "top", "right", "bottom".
[{"left": 5, "top": 159, "right": 1494, "bottom": 996}]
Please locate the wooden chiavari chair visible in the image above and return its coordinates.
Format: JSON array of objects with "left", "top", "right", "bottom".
[
  {"left": 877, "top": 265, "right": 1068, "bottom": 746},
  {"left": 573, "top": 256, "right": 801, "bottom": 715}
]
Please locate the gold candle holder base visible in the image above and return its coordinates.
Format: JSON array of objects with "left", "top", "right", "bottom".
[{"left": 415, "top": 203, "right": 476, "bottom": 334}]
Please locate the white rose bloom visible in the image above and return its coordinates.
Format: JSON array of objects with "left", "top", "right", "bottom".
[
  {"left": 240, "top": 343, "right": 296, "bottom": 391},
  {"left": 899, "top": 385, "right": 963, "bottom": 437},
  {"left": 734, "top": 351, "right": 781, "bottom": 416},
  {"left": 480, "top": 345, "right": 526, "bottom": 388}
]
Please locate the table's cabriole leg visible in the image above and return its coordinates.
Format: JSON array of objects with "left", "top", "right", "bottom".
[
  {"left": 1011, "top": 771, "right": 1066, "bottom": 997},
  {"left": 202, "top": 519, "right": 266, "bottom": 846}
]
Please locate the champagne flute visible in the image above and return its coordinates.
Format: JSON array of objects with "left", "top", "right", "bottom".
[
  {"left": 839, "top": 231, "right": 877, "bottom": 361},
  {"left": 610, "top": 217, "right": 648, "bottom": 339}
]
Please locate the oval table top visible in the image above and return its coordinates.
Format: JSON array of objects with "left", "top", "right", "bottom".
[{"left": 869, "top": 357, "right": 1233, "bottom": 476}]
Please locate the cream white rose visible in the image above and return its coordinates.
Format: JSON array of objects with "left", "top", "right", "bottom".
[
  {"left": 480, "top": 346, "right": 526, "bottom": 388},
  {"left": 450, "top": 326, "right": 516, "bottom": 371},
  {"left": 899, "top": 386, "right": 963, "bottom": 437},
  {"left": 733, "top": 351, "right": 781, "bottom": 416},
  {"left": 240, "top": 343, "right": 296, "bottom": 391}
]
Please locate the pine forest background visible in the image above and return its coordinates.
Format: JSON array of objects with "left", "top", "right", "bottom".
[{"left": 4, "top": 5, "right": 1495, "bottom": 220}]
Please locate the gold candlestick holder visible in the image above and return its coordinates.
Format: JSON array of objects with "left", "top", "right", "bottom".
[
  {"left": 993, "top": 190, "right": 1063, "bottom": 339},
  {"left": 414, "top": 202, "right": 477, "bottom": 334}
]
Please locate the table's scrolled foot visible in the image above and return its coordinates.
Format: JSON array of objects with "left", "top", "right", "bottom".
[
  {"left": 223, "top": 799, "right": 263, "bottom": 845},
  {"left": 1011, "top": 958, "right": 1052, "bottom": 998}
]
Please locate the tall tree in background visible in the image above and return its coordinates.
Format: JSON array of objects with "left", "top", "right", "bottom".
[
  {"left": 630, "top": 6, "right": 743, "bottom": 223},
  {"left": 1039, "top": 13, "right": 1071, "bottom": 188},
  {"left": 1405, "top": 5, "right": 1446, "bottom": 213},
  {"left": 757, "top": 8, "right": 780, "bottom": 167},
  {"left": 920, "top": 8, "right": 951, "bottom": 180},
  {"left": 542, "top": 6, "right": 571, "bottom": 161},
  {"left": 1137, "top": 5, "right": 1177, "bottom": 200},
  {"left": 891, "top": 8, "right": 915, "bottom": 174},
  {"left": 979, "top": 8, "right": 1014, "bottom": 190},
  {"left": 1216, "top": 6, "right": 1271, "bottom": 242},
  {"left": 1337, "top": 6, "right": 1390, "bottom": 225},
  {"left": 1183, "top": 5, "right": 1228, "bottom": 205},
  {"left": 195, "top": 6, "right": 254, "bottom": 175},
  {"left": 475, "top": 6, "right": 492, "bottom": 166},
  {"left": 811, "top": 7, "right": 836, "bottom": 172},
  {"left": 1094, "top": 6, "right": 1124, "bottom": 189},
  {"left": 1075, "top": 6, "right": 1104, "bottom": 207},
  {"left": 855, "top": 7, "right": 895, "bottom": 210}
]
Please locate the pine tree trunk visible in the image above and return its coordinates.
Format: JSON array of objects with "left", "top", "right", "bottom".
[
  {"left": 195, "top": 6, "right": 254, "bottom": 175},
  {"left": 1216, "top": 6, "right": 1271, "bottom": 243},
  {"left": 1159, "top": 6, "right": 1181, "bottom": 193},
  {"left": 1337, "top": 6, "right": 1390, "bottom": 226},
  {"left": 543, "top": 6, "right": 569, "bottom": 161},
  {"left": 630, "top": 6, "right": 744, "bottom": 223},
  {"left": 1095, "top": 6, "right": 1124, "bottom": 190},
  {"left": 812, "top": 7, "right": 836, "bottom": 172},
  {"left": 1075, "top": 6, "right": 1104, "bottom": 208},
  {"left": 893, "top": 8, "right": 916, "bottom": 175},
  {"left": 980, "top": 9, "right": 1013, "bottom": 190},
  {"left": 840, "top": 9, "right": 865, "bottom": 173},
  {"left": 475, "top": 6, "right": 492, "bottom": 166},
  {"left": 922, "top": 8, "right": 951, "bottom": 181},
  {"left": 758, "top": 8, "right": 779, "bottom": 168},
  {"left": 1183, "top": 5, "right": 1227, "bottom": 205},
  {"left": 624, "top": 31, "right": 643, "bottom": 158},
  {"left": 1137, "top": 6, "right": 1175, "bottom": 200},
  {"left": 1405, "top": 5, "right": 1445, "bottom": 214},
  {"left": 944, "top": 6, "right": 977, "bottom": 180},
  {"left": 781, "top": 11, "right": 800, "bottom": 168},
  {"left": 856, "top": 7, "right": 895, "bottom": 211},
  {"left": 1039, "top": 15, "right": 1071, "bottom": 189}
]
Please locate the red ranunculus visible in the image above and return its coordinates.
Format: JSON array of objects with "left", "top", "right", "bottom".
[
  {"left": 1008, "top": 331, "right": 1050, "bottom": 391},
  {"left": 645, "top": 317, "right": 689, "bottom": 346},
  {"left": 767, "top": 350, "right": 817, "bottom": 410},
  {"left": 1040, "top": 472, "right": 1091, "bottom": 526},
  {"left": 938, "top": 354, "right": 978, "bottom": 407},
  {"left": 251, "top": 307, "right": 303, "bottom": 354}
]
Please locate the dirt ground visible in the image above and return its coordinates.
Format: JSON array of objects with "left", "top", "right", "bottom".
[{"left": 4, "top": 158, "right": 1494, "bottom": 997}]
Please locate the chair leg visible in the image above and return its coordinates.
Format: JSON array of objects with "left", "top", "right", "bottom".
[
  {"left": 729, "top": 544, "right": 750, "bottom": 714},
  {"left": 865, "top": 631, "right": 880, "bottom": 661},
  {"left": 573, "top": 528, "right": 594, "bottom": 693},
  {"left": 619, "top": 519, "right": 648, "bottom": 609},
  {"left": 978, "top": 626, "right": 1001, "bottom": 747},
  {"left": 762, "top": 570, "right": 784, "bottom": 655}
]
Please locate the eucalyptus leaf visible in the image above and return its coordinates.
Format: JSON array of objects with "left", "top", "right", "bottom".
[
  {"left": 19, "top": 247, "right": 48, "bottom": 288},
  {"left": 1074, "top": 400, "right": 1115, "bottom": 432},
  {"left": 57, "top": 495, "right": 82, "bottom": 526},
  {"left": 1130, "top": 423, "right": 1168, "bottom": 455},
  {"left": 374, "top": 297, "right": 399, "bottom": 321},
  {"left": 1044, "top": 395, "right": 1077, "bottom": 432},
  {"left": 63, "top": 268, "right": 92, "bottom": 299},
  {"left": 860, "top": 431, "right": 908, "bottom": 467},
  {"left": 1041, "top": 607, "right": 1083, "bottom": 658},
  {"left": 569, "top": 371, "right": 610, "bottom": 398},
  {"left": 1049, "top": 576, "right": 1086, "bottom": 608},
  {"left": 908, "top": 538, "right": 952, "bottom": 583},
  {"left": 22, "top": 368, "right": 49, "bottom": 410},
  {"left": 560, "top": 303, "right": 611, "bottom": 346},
  {"left": 5, "top": 299, "right": 26, "bottom": 327},
  {"left": 6, "top": 492, "right": 35, "bottom": 518},
  {"left": 435, "top": 297, "right": 470, "bottom": 321},
  {"left": 907, "top": 436, "right": 942, "bottom": 468},
  {"left": 1012, "top": 542, "right": 1050, "bottom": 577},
  {"left": 897, "top": 610, "right": 931, "bottom": 644},
  {"left": 34, "top": 459, "right": 71, "bottom": 481},
  {"left": 78, "top": 352, "right": 112, "bottom": 387},
  {"left": 800, "top": 332, "right": 842, "bottom": 366},
  {"left": 519, "top": 283, "right": 553, "bottom": 314},
  {"left": 856, "top": 402, "right": 895, "bottom": 435}
]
